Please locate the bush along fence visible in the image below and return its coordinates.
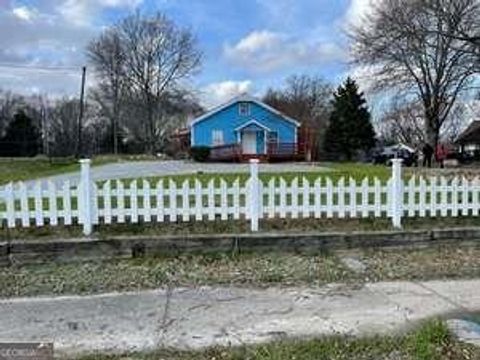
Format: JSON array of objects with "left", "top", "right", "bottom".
[{"left": 1, "top": 158, "right": 480, "bottom": 235}]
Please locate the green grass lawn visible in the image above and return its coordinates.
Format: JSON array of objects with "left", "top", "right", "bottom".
[
  {"left": 0, "top": 155, "right": 447, "bottom": 186},
  {"left": 70, "top": 320, "right": 479, "bottom": 360},
  {"left": 0, "top": 154, "right": 160, "bottom": 185},
  {"left": 0, "top": 158, "right": 79, "bottom": 184}
]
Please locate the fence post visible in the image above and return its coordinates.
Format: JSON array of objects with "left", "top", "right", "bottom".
[
  {"left": 248, "top": 159, "right": 261, "bottom": 232},
  {"left": 390, "top": 158, "right": 403, "bottom": 229},
  {"left": 79, "top": 159, "right": 93, "bottom": 236}
]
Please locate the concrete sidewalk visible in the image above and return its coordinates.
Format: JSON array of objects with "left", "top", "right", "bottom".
[{"left": 0, "top": 280, "right": 479, "bottom": 356}]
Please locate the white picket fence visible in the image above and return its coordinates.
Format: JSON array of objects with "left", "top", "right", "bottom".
[{"left": 0, "top": 159, "right": 479, "bottom": 235}]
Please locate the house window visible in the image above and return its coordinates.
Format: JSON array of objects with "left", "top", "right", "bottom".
[
  {"left": 212, "top": 130, "right": 224, "bottom": 146},
  {"left": 239, "top": 102, "right": 250, "bottom": 116},
  {"left": 268, "top": 131, "right": 279, "bottom": 144}
]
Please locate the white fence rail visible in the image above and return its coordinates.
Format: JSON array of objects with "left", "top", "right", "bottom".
[{"left": 1, "top": 159, "right": 479, "bottom": 235}]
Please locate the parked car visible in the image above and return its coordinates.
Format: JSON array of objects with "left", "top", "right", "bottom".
[{"left": 373, "top": 144, "right": 417, "bottom": 167}]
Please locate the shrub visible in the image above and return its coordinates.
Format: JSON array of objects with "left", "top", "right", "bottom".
[{"left": 190, "top": 146, "right": 210, "bottom": 162}]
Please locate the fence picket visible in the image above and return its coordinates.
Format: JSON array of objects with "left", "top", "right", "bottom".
[
  {"left": 62, "top": 180, "right": 72, "bottom": 225},
  {"left": 48, "top": 181, "right": 58, "bottom": 226},
  {"left": 429, "top": 177, "right": 437, "bottom": 217},
  {"left": 232, "top": 178, "right": 241, "bottom": 220},
  {"left": 461, "top": 177, "right": 469, "bottom": 216},
  {"left": 267, "top": 178, "right": 275, "bottom": 219},
  {"left": 130, "top": 181, "right": 138, "bottom": 223},
  {"left": 374, "top": 178, "right": 381, "bottom": 217},
  {"left": 19, "top": 182, "right": 29, "bottom": 227},
  {"left": 220, "top": 179, "right": 228, "bottom": 220},
  {"left": 326, "top": 177, "right": 333, "bottom": 218},
  {"left": 314, "top": 178, "right": 322, "bottom": 218},
  {"left": 337, "top": 177, "right": 345, "bottom": 218},
  {"left": 407, "top": 176, "right": 416, "bottom": 217},
  {"left": 349, "top": 177, "right": 357, "bottom": 218},
  {"left": 291, "top": 177, "right": 299, "bottom": 219},
  {"left": 207, "top": 179, "right": 215, "bottom": 221},
  {"left": 279, "top": 178, "right": 287, "bottom": 218},
  {"left": 419, "top": 177, "right": 426, "bottom": 217},
  {"left": 34, "top": 181, "right": 44, "bottom": 226},
  {"left": 473, "top": 177, "right": 480, "bottom": 216},
  {"left": 182, "top": 180, "right": 190, "bottom": 222},
  {"left": 302, "top": 177, "right": 310, "bottom": 218},
  {"left": 361, "top": 178, "right": 369, "bottom": 218},
  {"left": 440, "top": 177, "right": 448, "bottom": 217},
  {"left": 143, "top": 180, "right": 151, "bottom": 223},
  {"left": 156, "top": 180, "right": 164, "bottom": 222},
  {"left": 194, "top": 179, "right": 203, "bottom": 221},
  {"left": 168, "top": 179, "right": 177, "bottom": 222},
  {"left": 102, "top": 181, "right": 112, "bottom": 224},
  {"left": 92, "top": 182, "right": 99, "bottom": 225},
  {"left": 5, "top": 183, "right": 15, "bottom": 228},
  {"left": 117, "top": 180, "right": 125, "bottom": 223},
  {"left": 452, "top": 177, "right": 459, "bottom": 217}
]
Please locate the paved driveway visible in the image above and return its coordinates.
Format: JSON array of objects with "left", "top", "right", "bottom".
[{"left": 18, "top": 160, "right": 330, "bottom": 188}]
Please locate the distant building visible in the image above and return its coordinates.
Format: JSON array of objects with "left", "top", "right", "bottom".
[
  {"left": 455, "top": 120, "right": 480, "bottom": 153},
  {"left": 187, "top": 94, "right": 305, "bottom": 161}
]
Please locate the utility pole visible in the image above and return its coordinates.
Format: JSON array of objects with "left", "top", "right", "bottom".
[
  {"left": 41, "top": 102, "right": 49, "bottom": 159},
  {"left": 76, "top": 66, "right": 87, "bottom": 158}
]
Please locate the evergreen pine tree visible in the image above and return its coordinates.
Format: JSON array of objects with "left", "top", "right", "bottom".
[
  {"left": 324, "top": 78, "right": 376, "bottom": 160},
  {"left": 0, "top": 110, "right": 41, "bottom": 157}
]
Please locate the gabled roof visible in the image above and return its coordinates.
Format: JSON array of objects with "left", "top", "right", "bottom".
[
  {"left": 190, "top": 93, "right": 301, "bottom": 127},
  {"left": 456, "top": 120, "right": 480, "bottom": 144},
  {"left": 234, "top": 119, "right": 272, "bottom": 132}
]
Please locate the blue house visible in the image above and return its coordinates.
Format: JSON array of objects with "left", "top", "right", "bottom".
[{"left": 189, "top": 94, "right": 304, "bottom": 161}]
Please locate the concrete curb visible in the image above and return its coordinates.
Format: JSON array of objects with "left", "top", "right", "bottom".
[{"left": 3, "top": 227, "right": 480, "bottom": 266}]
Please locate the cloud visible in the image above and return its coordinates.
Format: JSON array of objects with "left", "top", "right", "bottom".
[
  {"left": 344, "top": 0, "right": 376, "bottom": 27},
  {"left": 255, "top": 0, "right": 299, "bottom": 27},
  {"left": 0, "top": 0, "right": 144, "bottom": 96},
  {"left": 201, "top": 80, "right": 253, "bottom": 107},
  {"left": 224, "top": 30, "right": 345, "bottom": 73},
  {"left": 0, "top": 65, "right": 84, "bottom": 96},
  {"left": 58, "top": 0, "right": 143, "bottom": 26},
  {"left": 12, "top": 6, "right": 37, "bottom": 22}
]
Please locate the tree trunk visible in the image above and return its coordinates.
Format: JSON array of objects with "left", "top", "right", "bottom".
[
  {"left": 425, "top": 113, "right": 440, "bottom": 166},
  {"left": 146, "top": 100, "right": 155, "bottom": 155},
  {"left": 424, "top": 106, "right": 437, "bottom": 144}
]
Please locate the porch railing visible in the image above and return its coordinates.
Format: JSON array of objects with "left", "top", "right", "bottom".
[{"left": 210, "top": 144, "right": 241, "bottom": 161}]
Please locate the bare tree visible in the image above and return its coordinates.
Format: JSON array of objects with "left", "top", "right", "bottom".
[
  {"left": 121, "top": 89, "right": 202, "bottom": 154},
  {"left": 117, "top": 12, "right": 202, "bottom": 153},
  {"left": 351, "top": 0, "right": 479, "bottom": 149},
  {"left": 378, "top": 100, "right": 426, "bottom": 146},
  {"left": 87, "top": 30, "right": 126, "bottom": 154},
  {"left": 45, "top": 98, "right": 80, "bottom": 157},
  {"left": 263, "top": 74, "right": 332, "bottom": 160},
  {"left": 46, "top": 98, "right": 109, "bottom": 157},
  {"left": 431, "top": 0, "right": 480, "bottom": 58},
  {"left": 379, "top": 98, "right": 468, "bottom": 146}
]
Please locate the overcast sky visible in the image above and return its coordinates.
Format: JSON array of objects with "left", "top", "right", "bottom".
[{"left": 1, "top": 0, "right": 373, "bottom": 106}]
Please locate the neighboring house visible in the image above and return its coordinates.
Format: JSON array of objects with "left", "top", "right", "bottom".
[
  {"left": 455, "top": 120, "right": 480, "bottom": 161},
  {"left": 189, "top": 94, "right": 304, "bottom": 161},
  {"left": 456, "top": 120, "right": 480, "bottom": 151}
]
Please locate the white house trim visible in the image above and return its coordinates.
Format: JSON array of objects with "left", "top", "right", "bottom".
[
  {"left": 190, "top": 125, "right": 195, "bottom": 146},
  {"left": 234, "top": 119, "right": 272, "bottom": 133},
  {"left": 190, "top": 94, "right": 301, "bottom": 128}
]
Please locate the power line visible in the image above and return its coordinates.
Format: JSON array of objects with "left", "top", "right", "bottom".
[{"left": 0, "top": 62, "right": 80, "bottom": 72}]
